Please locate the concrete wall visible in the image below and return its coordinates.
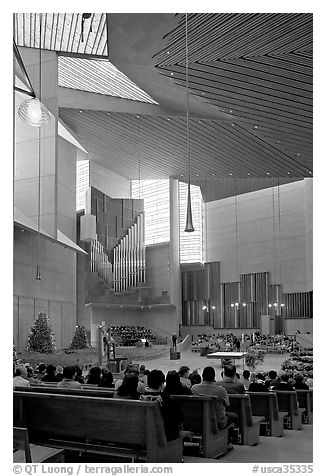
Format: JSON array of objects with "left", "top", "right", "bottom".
[
  {"left": 89, "top": 162, "right": 131, "bottom": 198},
  {"left": 284, "top": 318, "right": 313, "bottom": 335},
  {"left": 15, "top": 48, "right": 58, "bottom": 237},
  {"left": 14, "top": 48, "right": 79, "bottom": 351},
  {"left": 181, "top": 325, "right": 259, "bottom": 340},
  {"left": 145, "top": 243, "right": 170, "bottom": 299},
  {"left": 169, "top": 178, "right": 182, "bottom": 323},
  {"left": 13, "top": 229, "right": 76, "bottom": 351},
  {"left": 304, "top": 179, "right": 313, "bottom": 291},
  {"left": 57, "top": 137, "right": 77, "bottom": 240},
  {"left": 206, "top": 180, "right": 312, "bottom": 293}
]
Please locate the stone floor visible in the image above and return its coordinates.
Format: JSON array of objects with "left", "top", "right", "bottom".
[
  {"left": 134, "top": 348, "right": 288, "bottom": 375},
  {"left": 184, "top": 425, "right": 313, "bottom": 463}
]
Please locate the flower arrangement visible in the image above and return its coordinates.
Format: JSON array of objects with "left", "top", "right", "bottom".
[
  {"left": 245, "top": 348, "right": 265, "bottom": 369},
  {"left": 281, "top": 351, "right": 313, "bottom": 378}
]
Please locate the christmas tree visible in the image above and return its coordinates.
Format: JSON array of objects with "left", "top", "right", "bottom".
[
  {"left": 69, "top": 325, "right": 89, "bottom": 349},
  {"left": 26, "top": 312, "right": 56, "bottom": 353}
]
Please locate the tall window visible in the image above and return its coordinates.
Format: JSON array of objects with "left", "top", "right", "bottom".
[
  {"left": 131, "top": 180, "right": 170, "bottom": 245},
  {"left": 179, "top": 182, "right": 203, "bottom": 263},
  {"left": 76, "top": 159, "right": 89, "bottom": 211}
]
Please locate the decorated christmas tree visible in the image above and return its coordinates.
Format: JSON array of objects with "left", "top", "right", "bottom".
[
  {"left": 69, "top": 325, "right": 89, "bottom": 349},
  {"left": 26, "top": 312, "right": 56, "bottom": 353}
]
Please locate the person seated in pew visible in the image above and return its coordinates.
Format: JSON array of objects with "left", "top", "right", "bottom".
[
  {"left": 115, "top": 374, "right": 140, "bottom": 400},
  {"left": 238, "top": 370, "right": 251, "bottom": 390},
  {"left": 163, "top": 370, "right": 192, "bottom": 396},
  {"left": 86, "top": 366, "right": 101, "bottom": 385},
  {"left": 189, "top": 370, "right": 202, "bottom": 386},
  {"left": 98, "top": 368, "right": 114, "bottom": 388},
  {"left": 293, "top": 374, "right": 309, "bottom": 390},
  {"left": 248, "top": 372, "right": 269, "bottom": 392},
  {"left": 178, "top": 366, "right": 191, "bottom": 388},
  {"left": 192, "top": 366, "right": 238, "bottom": 429},
  {"left": 13, "top": 366, "right": 30, "bottom": 387},
  {"left": 138, "top": 364, "right": 148, "bottom": 387},
  {"left": 270, "top": 372, "right": 295, "bottom": 391},
  {"left": 217, "top": 365, "right": 246, "bottom": 394},
  {"left": 56, "top": 365, "right": 64, "bottom": 381},
  {"left": 74, "top": 366, "right": 85, "bottom": 384},
  {"left": 42, "top": 364, "right": 61, "bottom": 382},
  {"left": 35, "top": 363, "right": 47, "bottom": 381},
  {"left": 306, "top": 377, "right": 313, "bottom": 389},
  {"left": 140, "top": 369, "right": 185, "bottom": 442},
  {"left": 26, "top": 366, "right": 44, "bottom": 385},
  {"left": 57, "top": 366, "right": 82, "bottom": 389},
  {"left": 265, "top": 370, "right": 280, "bottom": 389},
  {"left": 115, "top": 365, "right": 146, "bottom": 394}
]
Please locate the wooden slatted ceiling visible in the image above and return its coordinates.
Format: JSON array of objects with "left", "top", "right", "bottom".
[
  {"left": 58, "top": 57, "right": 158, "bottom": 104},
  {"left": 59, "top": 108, "right": 311, "bottom": 181},
  {"left": 154, "top": 13, "right": 312, "bottom": 177},
  {"left": 15, "top": 12, "right": 313, "bottom": 185},
  {"left": 14, "top": 13, "right": 108, "bottom": 56}
]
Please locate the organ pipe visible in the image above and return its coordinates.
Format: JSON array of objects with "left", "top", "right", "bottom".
[{"left": 112, "top": 213, "right": 146, "bottom": 292}]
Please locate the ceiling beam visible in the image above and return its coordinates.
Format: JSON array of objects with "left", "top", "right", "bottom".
[{"left": 58, "top": 87, "right": 231, "bottom": 119}]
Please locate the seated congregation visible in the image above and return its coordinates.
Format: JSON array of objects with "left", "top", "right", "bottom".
[{"left": 13, "top": 358, "right": 313, "bottom": 463}]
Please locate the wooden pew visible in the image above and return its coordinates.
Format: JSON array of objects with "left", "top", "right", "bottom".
[
  {"left": 247, "top": 392, "right": 287, "bottom": 437},
  {"left": 296, "top": 389, "right": 313, "bottom": 424},
  {"left": 171, "top": 395, "right": 230, "bottom": 458},
  {"left": 13, "top": 391, "right": 183, "bottom": 463},
  {"left": 14, "top": 427, "right": 65, "bottom": 463},
  {"left": 228, "top": 394, "right": 264, "bottom": 446},
  {"left": 272, "top": 391, "right": 304, "bottom": 430},
  {"left": 15, "top": 386, "right": 115, "bottom": 398}
]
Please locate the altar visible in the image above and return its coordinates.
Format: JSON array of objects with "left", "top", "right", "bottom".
[{"left": 207, "top": 351, "right": 248, "bottom": 369}]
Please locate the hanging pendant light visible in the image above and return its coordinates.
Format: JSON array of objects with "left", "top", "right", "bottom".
[
  {"left": 184, "top": 13, "right": 195, "bottom": 233},
  {"left": 17, "top": 14, "right": 51, "bottom": 128},
  {"left": 18, "top": 96, "right": 50, "bottom": 127},
  {"left": 36, "top": 263, "right": 42, "bottom": 281}
]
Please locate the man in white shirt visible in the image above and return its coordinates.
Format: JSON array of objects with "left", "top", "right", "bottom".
[
  {"left": 13, "top": 366, "right": 30, "bottom": 387},
  {"left": 57, "top": 366, "right": 82, "bottom": 389}
]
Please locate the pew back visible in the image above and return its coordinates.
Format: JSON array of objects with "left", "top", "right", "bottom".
[
  {"left": 296, "top": 389, "right": 313, "bottom": 412},
  {"left": 170, "top": 395, "right": 229, "bottom": 458},
  {"left": 13, "top": 391, "right": 182, "bottom": 462},
  {"left": 273, "top": 391, "right": 299, "bottom": 415},
  {"left": 228, "top": 394, "right": 264, "bottom": 445},
  {"left": 247, "top": 392, "right": 280, "bottom": 421},
  {"left": 228, "top": 394, "right": 254, "bottom": 426},
  {"left": 273, "top": 391, "right": 304, "bottom": 430},
  {"left": 14, "top": 386, "right": 115, "bottom": 398},
  {"left": 171, "top": 395, "right": 218, "bottom": 434}
]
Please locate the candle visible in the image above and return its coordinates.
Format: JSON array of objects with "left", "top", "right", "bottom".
[{"left": 242, "top": 333, "right": 244, "bottom": 343}]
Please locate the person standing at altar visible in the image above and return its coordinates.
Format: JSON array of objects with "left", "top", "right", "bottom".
[{"left": 172, "top": 333, "right": 177, "bottom": 351}]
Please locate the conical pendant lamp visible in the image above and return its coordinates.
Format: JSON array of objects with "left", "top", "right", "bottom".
[{"left": 184, "top": 13, "right": 195, "bottom": 233}]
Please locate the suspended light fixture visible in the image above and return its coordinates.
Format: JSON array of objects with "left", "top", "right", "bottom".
[
  {"left": 184, "top": 13, "right": 195, "bottom": 232},
  {"left": 17, "top": 13, "right": 51, "bottom": 128},
  {"left": 18, "top": 97, "right": 50, "bottom": 127},
  {"left": 81, "top": 13, "right": 92, "bottom": 43}
]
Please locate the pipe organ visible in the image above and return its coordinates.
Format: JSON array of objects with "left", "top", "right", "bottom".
[
  {"left": 90, "top": 236, "right": 113, "bottom": 285},
  {"left": 113, "top": 212, "right": 146, "bottom": 292}
]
